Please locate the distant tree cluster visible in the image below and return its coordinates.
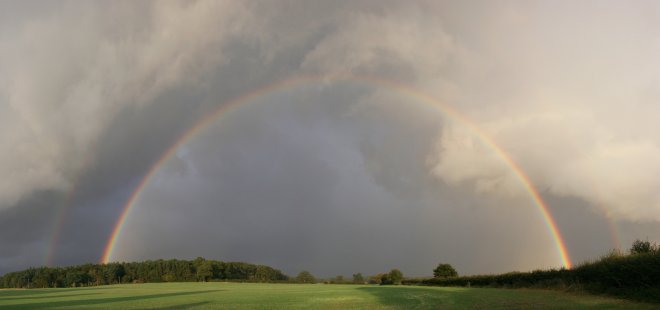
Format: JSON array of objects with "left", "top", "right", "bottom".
[
  {"left": 329, "top": 275, "right": 345, "bottom": 284},
  {"left": 289, "top": 270, "right": 404, "bottom": 285},
  {"left": 366, "top": 269, "right": 404, "bottom": 285},
  {"left": 0, "top": 257, "right": 287, "bottom": 289}
]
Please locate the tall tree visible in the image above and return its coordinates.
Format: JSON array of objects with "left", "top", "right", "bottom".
[
  {"left": 105, "top": 263, "right": 125, "bottom": 284},
  {"left": 295, "top": 271, "right": 316, "bottom": 284},
  {"left": 433, "top": 263, "right": 458, "bottom": 278},
  {"left": 196, "top": 261, "right": 213, "bottom": 282},
  {"left": 352, "top": 273, "right": 365, "bottom": 284},
  {"left": 388, "top": 269, "right": 403, "bottom": 285}
]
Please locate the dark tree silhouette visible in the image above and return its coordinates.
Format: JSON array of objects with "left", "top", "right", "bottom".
[{"left": 433, "top": 263, "right": 458, "bottom": 278}]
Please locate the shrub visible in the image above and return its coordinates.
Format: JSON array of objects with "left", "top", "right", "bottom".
[{"left": 420, "top": 239, "right": 660, "bottom": 303}]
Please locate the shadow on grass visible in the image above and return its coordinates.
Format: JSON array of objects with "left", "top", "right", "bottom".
[
  {"left": 359, "top": 285, "right": 660, "bottom": 309},
  {"left": 156, "top": 301, "right": 210, "bottom": 309},
  {"left": 356, "top": 285, "right": 464, "bottom": 308},
  {"left": 0, "top": 289, "right": 222, "bottom": 309},
  {"left": 0, "top": 287, "right": 112, "bottom": 298},
  {"left": 0, "top": 292, "right": 101, "bottom": 300}
]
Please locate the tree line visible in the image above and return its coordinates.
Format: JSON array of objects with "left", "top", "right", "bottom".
[
  {"left": 294, "top": 269, "right": 405, "bottom": 285},
  {"left": 419, "top": 239, "right": 660, "bottom": 303},
  {"left": 0, "top": 257, "right": 287, "bottom": 288},
  {"left": 0, "top": 257, "right": 410, "bottom": 289}
]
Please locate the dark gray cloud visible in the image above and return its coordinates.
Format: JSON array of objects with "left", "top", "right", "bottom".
[
  {"left": 1, "top": 1, "right": 658, "bottom": 277},
  {"left": 0, "top": 191, "right": 61, "bottom": 273}
]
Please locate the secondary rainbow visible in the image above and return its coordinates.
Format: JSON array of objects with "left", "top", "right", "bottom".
[
  {"left": 102, "top": 74, "right": 573, "bottom": 268},
  {"left": 45, "top": 152, "right": 96, "bottom": 266}
]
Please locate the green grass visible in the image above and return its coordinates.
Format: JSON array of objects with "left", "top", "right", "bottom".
[{"left": 0, "top": 282, "right": 654, "bottom": 309}]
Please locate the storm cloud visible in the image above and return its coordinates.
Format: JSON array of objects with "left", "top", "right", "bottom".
[{"left": 1, "top": 1, "right": 660, "bottom": 277}]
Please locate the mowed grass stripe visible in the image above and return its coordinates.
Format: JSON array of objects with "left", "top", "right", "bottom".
[{"left": 0, "top": 282, "right": 655, "bottom": 309}]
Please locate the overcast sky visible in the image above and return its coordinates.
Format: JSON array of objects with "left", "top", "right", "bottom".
[{"left": 1, "top": 0, "right": 660, "bottom": 277}]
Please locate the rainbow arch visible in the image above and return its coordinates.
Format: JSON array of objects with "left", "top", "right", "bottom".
[{"left": 101, "top": 74, "right": 573, "bottom": 268}]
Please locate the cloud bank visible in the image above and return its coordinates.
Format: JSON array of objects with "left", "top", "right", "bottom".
[
  {"left": 426, "top": 1, "right": 660, "bottom": 222},
  {"left": 1, "top": 0, "right": 659, "bottom": 276}
]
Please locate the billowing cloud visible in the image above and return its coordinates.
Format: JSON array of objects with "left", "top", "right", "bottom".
[
  {"left": 301, "top": 5, "right": 455, "bottom": 80},
  {"left": 0, "top": 0, "right": 254, "bottom": 208},
  {"left": 427, "top": 1, "right": 660, "bottom": 222}
]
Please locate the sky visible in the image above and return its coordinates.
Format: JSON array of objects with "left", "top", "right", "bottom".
[{"left": 1, "top": 0, "right": 660, "bottom": 278}]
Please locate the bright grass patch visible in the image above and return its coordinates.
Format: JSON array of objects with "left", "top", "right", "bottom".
[{"left": 0, "top": 282, "right": 655, "bottom": 309}]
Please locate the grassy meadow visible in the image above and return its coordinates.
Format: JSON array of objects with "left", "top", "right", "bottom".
[{"left": 0, "top": 282, "right": 655, "bottom": 309}]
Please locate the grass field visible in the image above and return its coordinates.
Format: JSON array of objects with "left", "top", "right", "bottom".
[{"left": 0, "top": 282, "right": 655, "bottom": 309}]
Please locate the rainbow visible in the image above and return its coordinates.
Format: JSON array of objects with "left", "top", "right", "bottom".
[
  {"left": 45, "top": 183, "right": 78, "bottom": 266},
  {"left": 101, "top": 74, "right": 573, "bottom": 268}
]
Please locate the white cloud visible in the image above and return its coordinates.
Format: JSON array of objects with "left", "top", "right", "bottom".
[
  {"left": 301, "top": 6, "right": 455, "bottom": 80},
  {"left": 0, "top": 1, "right": 253, "bottom": 207},
  {"left": 426, "top": 1, "right": 660, "bottom": 221}
]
